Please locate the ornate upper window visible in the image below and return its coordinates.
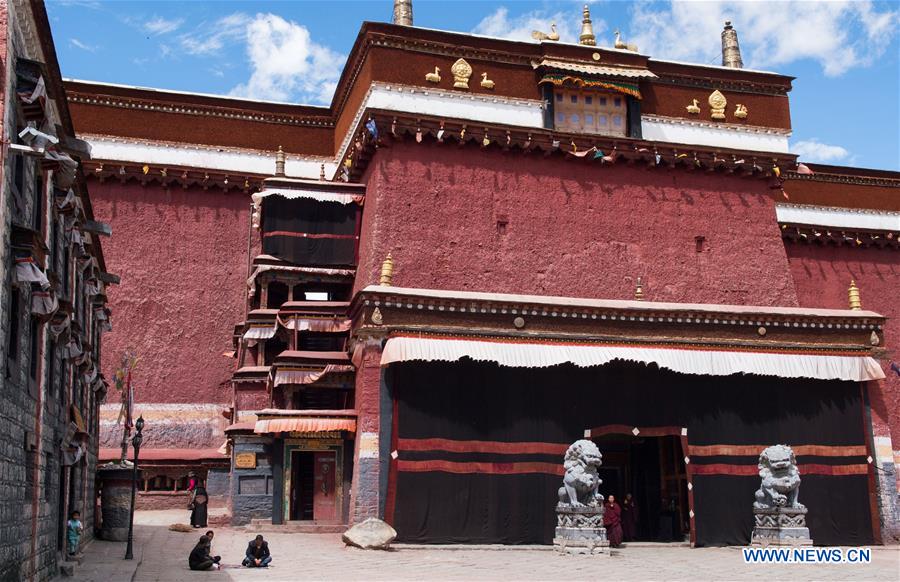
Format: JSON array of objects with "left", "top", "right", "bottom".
[{"left": 553, "top": 89, "right": 626, "bottom": 137}]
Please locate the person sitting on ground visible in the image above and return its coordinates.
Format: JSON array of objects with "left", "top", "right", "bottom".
[
  {"left": 66, "top": 511, "right": 83, "bottom": 557},
  {"left": 188, "top": 535, "right": 221, "bottom": 571},
  {"left": 242, "top": 535, "right": 272, "bottom": 568},
  {"left": 205, "top": 530, "right": 215, "bottom": 541}
]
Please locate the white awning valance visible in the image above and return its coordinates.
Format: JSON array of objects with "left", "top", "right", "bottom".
[
  {"left": 243, "top": 324, "right": 277, "bottom": 342},
  {"left": 381, "top": 337, "right": 885, "bottom": 382},
  {"left": 252, "top": 188, "right": 363, "bottom": 206}
]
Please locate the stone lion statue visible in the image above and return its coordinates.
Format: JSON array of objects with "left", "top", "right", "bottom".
[
  {"left": 557, "top": 439, "right": 603, "bottom": 508},
  {"left": 754, "top": 444, "right": 804, "bottom": 510}
]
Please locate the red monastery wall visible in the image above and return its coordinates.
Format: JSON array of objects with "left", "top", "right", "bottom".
[
  {"left": 786, "top": 245, "right": 900, "bottom": 440},
  {"left": 89, "top": 180, "right": 250, "bottom": 404},
  {"left": 357, "top": 141, "right": 799, "bottom": 307}
]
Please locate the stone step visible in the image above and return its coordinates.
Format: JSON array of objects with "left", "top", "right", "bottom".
[{"left": 244, "top": 522, "right": 346, "bottom": 534}]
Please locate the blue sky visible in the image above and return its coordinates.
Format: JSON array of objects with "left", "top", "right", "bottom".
[{"left": 47, "top": 1, "right": 899, "bottom": 170}]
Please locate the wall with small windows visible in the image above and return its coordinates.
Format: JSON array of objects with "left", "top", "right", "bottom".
[{"left": 0, "top": 2, "right": 108, "bottom": 580}]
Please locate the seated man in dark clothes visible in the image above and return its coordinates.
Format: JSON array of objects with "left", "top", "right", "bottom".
[
  {"left": 242, "top": 535, "right": 272, "bottom": 568},
  {"left": 188, "top": 535, "right": 221, "bottom": 571}
]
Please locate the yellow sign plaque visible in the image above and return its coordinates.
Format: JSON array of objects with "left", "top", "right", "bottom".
[{"left": 235, "top": 452, "right": 257, "bottom": 469}]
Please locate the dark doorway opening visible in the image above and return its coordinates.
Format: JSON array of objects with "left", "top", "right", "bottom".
[
  {"left": 289, "top": 450, "right": 339, "bottom": 522},
  {"left": 290, "top": 452, "right": 315, "bottom": 521},
  {"left": 593, "top": 434, "right": 690, "bottom": 542}
]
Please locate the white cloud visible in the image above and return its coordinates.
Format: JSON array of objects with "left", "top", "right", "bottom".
[
  {"left": 70, "top": 38, "right": 98, "bottom": 52},
  {"left": 791, "top": 139, "right": 850, "bottom": 163},
  {"left": 228, "top": 14, "right": 344, "bottom": 105},
  {"left": 627, "top": 0, "right": 897, "bottom": 76},
  {"left": 180, "top": 13, "right": 251, "bottom": 56},
  {"left": 473, "top": 6, "right": 604, "bottom": 45},
  {"left": 144, "top": 16, "right": 184, "bottom": 36}
]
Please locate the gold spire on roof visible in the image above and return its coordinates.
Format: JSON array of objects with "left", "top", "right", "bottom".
[
  {"left": 721, "top": 20, "right": 744, "bottom": 68},
  {"left": 275, "top": 146, "right": 285, "bottom": 177},
  {"left": 392, "top": 0, "right": 413, "bottom": 26},
  {"left": 634, "top": 277, "right": 644, "bottom": 301},
  {"left": 848, "top": 280, "right": 862, "bottom": 310},
  {"left": 579, "top": 5, "right": 596, "bottom": 46}
]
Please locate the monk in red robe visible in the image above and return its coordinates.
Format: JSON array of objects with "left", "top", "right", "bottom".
[{"left": 604, "top": 495, "right": 624, "bottom": 548}]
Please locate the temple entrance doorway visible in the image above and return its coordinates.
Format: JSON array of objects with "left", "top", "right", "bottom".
[
  {"left": 288, "top": 451, "right": 337, "bottom": 521},
  {"left": 592, "top": 434, "right": 690, "bottom": 542}
]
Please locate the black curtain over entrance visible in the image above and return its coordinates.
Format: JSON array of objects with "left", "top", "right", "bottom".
[
  {"left": 389, "top": 359, "right": 872, "bottom": 546},
  {"left": 261, "top": 197, "right": 357, "bottom": 266}
]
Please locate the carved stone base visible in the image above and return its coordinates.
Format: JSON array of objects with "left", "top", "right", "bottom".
[
  {"left": 553, "top": 505, "right": 609, "bottom": 555},
  {"left": 751, "top": 507, "right": 813, "bottom": 547}
]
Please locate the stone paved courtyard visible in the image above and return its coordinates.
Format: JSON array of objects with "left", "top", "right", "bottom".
[{"left": 65, "top": 511, "right": 899, "bottom": 581}]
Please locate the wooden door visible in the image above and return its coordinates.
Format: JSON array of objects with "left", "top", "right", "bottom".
[{"left": 313, "top": 451, "right": 337, "bottom": 521}]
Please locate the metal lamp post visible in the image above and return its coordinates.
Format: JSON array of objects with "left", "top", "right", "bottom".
[{"left": 124, "top": 416, "right": 144, "bottom": 560}]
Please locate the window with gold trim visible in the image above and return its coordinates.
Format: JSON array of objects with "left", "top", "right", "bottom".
[{"left": 553, "top": 89, "right": 627, "bottom": 137}]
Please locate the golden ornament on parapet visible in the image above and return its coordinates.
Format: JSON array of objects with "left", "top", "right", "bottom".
[
  {"left": 734, "top": 104, "right": 748, "bottom": 119},
  {"left": 451, "top": 58, "right": 473, "bottom": 89},
  {"left": 708, "top": 90, "right": 727, "bottom": 120},
  {"left": 425, "top": 67, "right": 441, "bottom": 83},
  {"left": 531, "top": 23, "right": 560, "bottom": 42},
  {"left": 480, "top": 72, "right": 495, "bottom": 89},
  {"left": 686, "top": 99, "right": 701, "bottom": 115}
]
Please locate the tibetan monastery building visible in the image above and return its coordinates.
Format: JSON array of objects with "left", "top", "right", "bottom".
[{"left": 68, "top": 3, "right": 899, "bottom": 545}]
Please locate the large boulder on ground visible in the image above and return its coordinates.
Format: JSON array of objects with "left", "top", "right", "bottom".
[{"left": 342, "top": 518, "right": 397, "bottom": 550}]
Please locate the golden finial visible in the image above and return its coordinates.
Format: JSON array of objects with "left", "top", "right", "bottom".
[
  {"left": 634, "top": 277, "right": 644, "bottom": 301},
  {"left": 579, "top": 5, "right": 596, "bottom": 46},
  {"left": 848, "top": 280, "right": 861, "bottom": 310},
  {"left": 380, "top": 253, "right": 395, "bottom": 286},
  {"left": 275, "top": 146, "right": 285, "bottom": 176},
  {"left": 319, "top": 163, "right": 326, "bottom": 181}
]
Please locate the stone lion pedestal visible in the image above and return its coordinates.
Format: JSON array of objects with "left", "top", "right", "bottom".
[
  {"left": 554, "top": 505, "right": 609, "bottom": 555},
  {"left": 751, "top": 507, "right": 813, "bottom": 546}
]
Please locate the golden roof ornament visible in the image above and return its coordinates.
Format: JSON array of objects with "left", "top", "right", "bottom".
[
  {"left": 480, "top": 72, "right": 495, "bottom": 90},
  {"left": 531, "top": 23, "right": 560, "bottom": 42},
  {"left": 848, "top": 280, "right": 862, "bottom": 310},
  {"left": 319, "top": 163, "right": 326, "bottom": 181},
  {"left": 708, "top": 90, "right": 727, "bottom": 120},
  {"left": 380, "top": 253, "right": 395, "bottom": 286},
  {"left": 392, "top": 0, "right": 413, "bottom": 26},
  {"left": 451, "top": 58, "right": 473, "bottom": 90},
  {"left": 425, "top": 67, "right": 441, "bottom": 84},
  {"left": 721, "top": 20, "right": 744, "bottom": 69},
  {"left": 634, "top": 277, "right": 644, "bottom": 301},
  {"left": 274, "top": 146, "right": 285, "bottom": 176},
  {"left": 579, "top": 5, "right": 596, "bottom": 46},
  {"left": 613, "top": 29, "right": 638, "bottom": 52},
  {"left": 734, "top": 104, "right": 748, "bottom": 119}
]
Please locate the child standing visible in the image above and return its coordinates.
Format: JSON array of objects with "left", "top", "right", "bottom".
[{"left": 66, "top": 511, "right": 84, "bottom": 557}]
